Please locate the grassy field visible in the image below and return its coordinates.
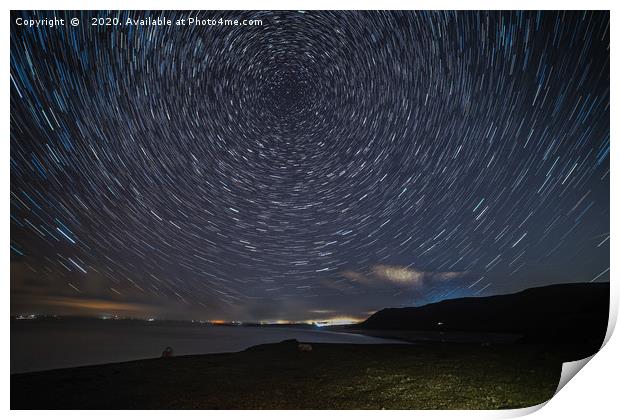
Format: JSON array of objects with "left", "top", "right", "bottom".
[{"left": 11, "top": 340, "right": 565, "bottom": 409}]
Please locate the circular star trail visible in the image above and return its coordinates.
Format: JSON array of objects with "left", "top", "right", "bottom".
[{"left": 10, "top": 11, "right": 609, "bottom": 320}]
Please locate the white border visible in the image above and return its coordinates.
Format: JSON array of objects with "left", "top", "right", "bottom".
[{"left": 3, "top": 2, "right": 617, "bottom": 419}]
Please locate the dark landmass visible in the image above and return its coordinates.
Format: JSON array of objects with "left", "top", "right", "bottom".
[
  {"left": 11, "top": 340, "right": 563, "bottom": 409},
  {"left": 355, "top": 282, "right": 609, "bottom": 360}
]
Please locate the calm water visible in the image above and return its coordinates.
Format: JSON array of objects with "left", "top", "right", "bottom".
[{"left": 11, "top": 318, "right": 403, "bottom": 373}]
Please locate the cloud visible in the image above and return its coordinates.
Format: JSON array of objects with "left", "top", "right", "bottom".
[
  {"left": 340, "top": 270, "right": 374, "bottom": 286},
  {"left": 371, "top": 265, "right": 425, "bottom": 284},
  {"left": 431, "top": 271, "right": 464, "bottom": 281},
  {"left": 10, "top": 260, "right": 210, "bottom": 319},
  {"left": 337, "top": 264, "right": 467, "bottom": 289},
  {"left": 11, "top": 294, "right": 157, "bottom": 316}
]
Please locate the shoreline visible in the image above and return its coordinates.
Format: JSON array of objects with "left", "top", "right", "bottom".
[
  {"left": 11, "top": 320, "right": 404, "bottom": 374},
  {"left": 327, "top": 326, "right": 522, "bottom": 344}
]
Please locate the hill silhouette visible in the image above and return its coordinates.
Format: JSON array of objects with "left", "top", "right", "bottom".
[{"left": 357, "top": 282, "right": 609, "bottom": 358}]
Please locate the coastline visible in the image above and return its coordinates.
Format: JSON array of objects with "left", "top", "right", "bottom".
[{"left": 328, "top": 326, "right": 522, "bottom": 344}]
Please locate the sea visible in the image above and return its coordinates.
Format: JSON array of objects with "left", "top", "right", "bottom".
[{"left": 11, "top": 317, "right": 404, "bottom": 373}]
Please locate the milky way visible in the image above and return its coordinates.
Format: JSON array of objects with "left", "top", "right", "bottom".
[{"left": 10, "top": 11, "right": 609, "bottom": 320}]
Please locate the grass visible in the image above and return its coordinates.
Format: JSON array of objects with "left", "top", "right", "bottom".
[{"left": 11, "top": 340, "right": 564, "bottom": 409}]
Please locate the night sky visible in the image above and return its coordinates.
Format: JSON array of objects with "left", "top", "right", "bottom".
[{"left": 10, "top": 11, "right": 609, "bottom": 322}]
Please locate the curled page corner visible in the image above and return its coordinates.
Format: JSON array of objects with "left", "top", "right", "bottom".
[
  {"left": 496, "top": 400, "right": 549, "bottom": 418},
  {"left": 601, "top": 281, "right": 618, "bottom": 348},
  {"left": 501, "top": 356, "right": 597, "bottom": 418},
  {"left": 555, "top": 355, "right": 595, "bottom": 395},
  {"left": 497, "top": 355, "right": 601, "bottom": 418},
  {"left": 503, "top": 284, "right": 617, "bottom": 417},
  {"left": 552, "top": 283, "right": 617, "bottom": 397}
]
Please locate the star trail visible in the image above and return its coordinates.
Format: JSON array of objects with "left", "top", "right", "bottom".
[{"left": 10, "top": 11, "right": 609, "bottom": 321}]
